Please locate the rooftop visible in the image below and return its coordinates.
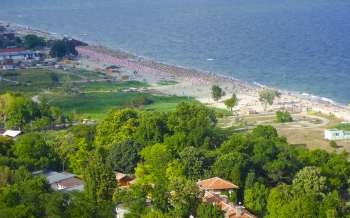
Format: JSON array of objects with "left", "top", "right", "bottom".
[
  {"left": 57, "top": 177, "right": 84, "bottom": 188},
  {"left": 203, "top": 191, "right": 257, "bottom": 218},
  {"left": 0, "top": 47, "right": 27, "bottom": 53},
  {"left": 197, "top": 177, "right": 239, "bottom": 190},
  {"left": 2, "top": 130, "right": 22, "bottom": 138},
  {"left": 43, "top": 171, "right": 75, "bottom": 184}
]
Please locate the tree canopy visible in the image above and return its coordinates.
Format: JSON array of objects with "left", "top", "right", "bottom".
[{"left": 211, "top": 85, "right": 225, "bottom": 102}]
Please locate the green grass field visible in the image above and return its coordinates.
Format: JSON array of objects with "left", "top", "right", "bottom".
[
  {"left": 0, "top": 69, "right": 69, "bottom": 94},
  {"left": 0, "top": 69, "right": 196, "bottom": 120},
  {"left": 157, "top": 80, "right": 179, "bottom": 86},
  {"left": 48, "top": 92, "right": 194, "bottom": 119},
  {"left": 77, "top": 81, "right": 149, "bottom": 92},
  {"left": 333, "top": 123, "right": 350, "bottom": 131}
]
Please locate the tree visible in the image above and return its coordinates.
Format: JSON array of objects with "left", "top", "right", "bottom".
[
  {"left": 244, "top": 182, "right": 269, "bottom": 216},
  {"left": 224, "top": 93, "right": 238, "bottom": 112},
  {"left": 135, "top": 112, "right": 169, "bottom": 146},
  {"left": 259, "top": 89, "right": 279, "bottom": 111},
  {"left": 84, "top": 152, "right": 116, "bottom": 215},
  {"left": 266, "top": 184, "right": 293, "bottom": 218},
  {"left": 95, "top": 108, "right": 140, "bottom": 149},
  {"left": 135, "top": 143, "right": 173, "bottom": 212},
  {"left": 50, "top": 38, "right": 78, "bottom": 58},
  {"left": 276, "top": 111, "right": 293, "bottom": 123},
  {"left": 0, "top": 136, "right": 14, "bottom": 157},
  {"left": 107, "top": 140, "right": 142, "bottom": 174},
  {"left": 211, "top": 85, "right": 225, "bottom": 102},
  {"left": 14, "top": 133, "right": 58, "bottom": 170},
  {"left": 292, "top": 166, "right": 327, "bottom": 194},
  {"left": 166, "top": 102, "right": 217, "bottom": 151},
  {"left": 23, "top": 34, "right": 46, "bottom": 49},
  {"left": 0, "top": 93, "right": 40, "bottom": 130},
  {"left": 179, "top": 147, "right": 205, "bottom": 180},
  {"left": 168, "top": 177, "right": 201, "bottom": 217},
  {"left": 212, "top": 151, "right": 250, "bottom": 187},
  {"left": 196, "top": 203, "right": 223, "bottom": 218}
]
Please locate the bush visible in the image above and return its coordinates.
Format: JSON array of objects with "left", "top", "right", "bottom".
[
  {"left": 276, "top": 111, "right": 293, "bottom": 123},
  {"left": 329, "top": 141, "right": 338, "bottom": 149},
  {"left": 129, "top": 95, "right": 154, "bottom": 107}
]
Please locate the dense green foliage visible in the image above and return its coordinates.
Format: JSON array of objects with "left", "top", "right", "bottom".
[
  {"left": 1, "top": 95, "right": 350, "bottom": 217},
  {"left": 50, "top": 38, "right": 78, "bottom": 58},
  {"left": 23, "top": 34, "right": 46, "bottom": 49},
  {"left": 0, "top": 93, "right": 67, "bottom": 130}
]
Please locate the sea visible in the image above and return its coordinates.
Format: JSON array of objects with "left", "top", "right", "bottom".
[{"left": 0, "top": 0, "right": 350, "bottom": 104}]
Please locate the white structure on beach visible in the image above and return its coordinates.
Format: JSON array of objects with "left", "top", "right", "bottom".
[{"left": 324, "top": 129, "right": 350, "bottom": 141}]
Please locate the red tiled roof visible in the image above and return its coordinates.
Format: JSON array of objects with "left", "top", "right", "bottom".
[
  {"left": 197, "top": 177, "right": 239, "bottom": 190},
  {"left": 0, "top": 48, "right": 26, "bottom": 53},
  {"left": 203, "top": 191, "right": 257, "bottom": 218}
]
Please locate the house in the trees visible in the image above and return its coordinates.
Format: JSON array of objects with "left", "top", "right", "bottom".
[
  {"left": 197, "top": 177, "right": 239, "bottom": 193},
  {"left": 197, "top": 177, "right": 256, "bottom": 218},
  {"left": 115, "top": 171, "right": 136, "bottom": 188},
  {"left": 37, "top": 171, "right": 84, "bottom": 192}
]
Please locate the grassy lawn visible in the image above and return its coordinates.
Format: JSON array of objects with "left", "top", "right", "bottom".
[
  {"left": 0, "top": 69, "right": 195, "bottom": 120},
  {"left": 0, "top": 69, "right": 86, "bottom": 95},
  {"left": 157, "top": 80, "right": 179, "bottom": 86},
  {"left": 333, "top": 123, "right": 350, "bottom": 131},
  {"left": 48, "top": 92, "right": 195, "bottom": 119},
  {"left": 77, "top": 81, "right": 149, "bottom": 92}
]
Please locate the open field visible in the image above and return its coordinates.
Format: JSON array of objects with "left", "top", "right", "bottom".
[
  {"left": 48, "top": 92, "right": 195, "bottom": 119},
  {"left": 218, "top": 112, "right": 350, "bottom": 152},
  {"left": 77, "top": 81, "right": 149, "bottom": 92},
  {"left": 0, "top": 68, "right": 196, "bottom": 120},
  {"left": 0, "top": 69, "right": 74, "bottom": 94}
]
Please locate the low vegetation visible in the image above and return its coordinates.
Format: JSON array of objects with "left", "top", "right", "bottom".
[{"left": 333, "top": 123, "right": 350, "bottom": 131}]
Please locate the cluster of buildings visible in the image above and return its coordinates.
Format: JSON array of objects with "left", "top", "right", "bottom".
[
  {"left": 0, "top": 26, "right": 43, "bottom": 70},
  {"left": 0, "top": 47, "right": 41, "bottom": 70}
]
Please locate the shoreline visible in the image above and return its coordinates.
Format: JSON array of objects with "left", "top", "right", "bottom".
[{"left": 2, "top": 20, "right": 350, "bottom": 120}]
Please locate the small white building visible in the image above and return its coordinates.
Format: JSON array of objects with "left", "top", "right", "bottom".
[
  {"left": 2, "top": 130, "right": 22, "bottom": 138},
  {"left": 324, "top": 129, "right": 350, "bottom": 141}
]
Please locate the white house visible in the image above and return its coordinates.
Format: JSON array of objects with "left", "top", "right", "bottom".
[{"left": 324, "top": 129, "right": 350, "bottom": 141}]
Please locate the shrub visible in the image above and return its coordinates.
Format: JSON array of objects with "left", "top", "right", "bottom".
[
  {"left": 129, "top": 95, "right": 154, "bottom": 107},
  {"left": 276, "top": 111, "right": 293, "bottom": 123}
]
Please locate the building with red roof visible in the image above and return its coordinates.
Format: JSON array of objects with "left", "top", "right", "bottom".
[{"left": 197, "top": 177, "right": 257, "bottom": 218}]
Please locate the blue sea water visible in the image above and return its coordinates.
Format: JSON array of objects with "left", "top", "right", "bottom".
[{"left": 0, "top": 0, "right": 350, "bottom": 104}]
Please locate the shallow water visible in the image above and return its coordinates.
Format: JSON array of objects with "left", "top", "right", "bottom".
[{"left": 1, "top": 0, "right": 349, "bottom": 104}]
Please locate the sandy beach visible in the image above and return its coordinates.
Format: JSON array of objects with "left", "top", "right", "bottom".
[{"left": 75, "top": 45, "right": 350, "bottom": 121}]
